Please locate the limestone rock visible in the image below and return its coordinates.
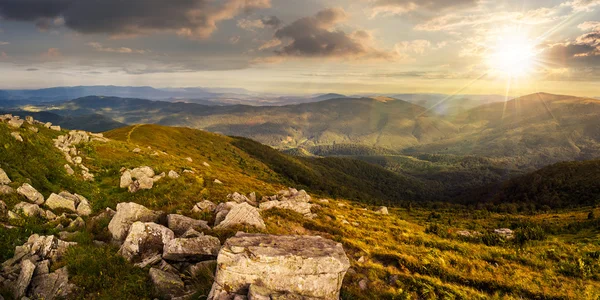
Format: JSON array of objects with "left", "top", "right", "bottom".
[
  {"left": 8, "top": 117, "right": 24, "bottom": 128},
  {"left": 29, "top": 267, "right": 75, "bottom": 300},
  {"left": 137, "top": 176, "right": 154, "bottom": 190},
  {"left": 214, "top": 179, "right": 223, "bottom": 185},
  {"left": 375, "top": 206, "right": 389, "bottom": 215},
  {"left": 192, "top": 200, "right": 217, "bottom": 213},
  {"left": 17, "top": 183, "right": 44, "bottom": 204},
  {"left": 132, "top": 148, "right": 141, "bottom": 153},
  {"left": 149, "top": 267, "right": 185, "bottom": 299},
  {"left": 76, "top": 196, "right": 92, "bottom": 216},
  {"left": 45, "top": 193, "right": 77, "bottom": 213},
  {"left": 167, "top": 214, "right": 210, "bottom": 236},
  {"left": 163, "top": 236, "right": 221, "bottom": 261},
  {"left": 119, "top": 222, "right": 175, "bottom": 262},
  {"left": 186, "top": 157, "right": 193, "bottom": 162},
  {"left": 228, "top": 192, "right": 250, "bottom": 204},
  {"left": 153, "top": 172, "right": 166, "bottom": 182},
  {"left": 14, "top": 202, "right": 45, "bottom": 217},
  {"left": 0, "top": 185, "right": 14, "bottom": 194},
  {"left": 108, "top": 202, "right": 164, "bottom": 241},
  {"left": 64, "top": 164, "right": 74, "bottom": 175},
  {"left": 203, "top": 162, "right": 210, "bottom": 167},
  {"left": 168, "top": 170, "right": 180, "bottom": 179},
  {"left": 29, "top": 126, "right": 39, "bottom": 133},
  {"left": 130, "top": 166, "right": 155, "bottom": 179},
  {"left": 214, "top": 203, "right": 265, "bottom": 230},
  {"left": 259, "top": 201, "right": 313, "bottom": 216},
  {"left": 494, "top": 228, "right": 514, "bottom": 239},
  {"left": 44, "top": 122, "right": 52, "bottom": 128},
  {"left": 14, "top": 259, "right": 36, "bottom": 298},
  {"left": 50, "top": 125, "right": 61, "bottom": 131},
  {"left": 120, "top": 170, "right": 133, "bottom": 188},
  {"left": 11, "top": 132, "right": 23, "bottom": 142},
  {"left": 208, "top": 233, "right": 350, "bottom": 300},
  {"left": 181, "top": 228, "right": 204, "bottom": 238},
  {"left": 0, "top": 168, "right": 10, "bottom": 185},
  {"left": 68, "top": 217, "right": 85, "bottom": 229}
]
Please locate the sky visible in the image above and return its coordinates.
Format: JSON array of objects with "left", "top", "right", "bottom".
[{"left": 0, "top": 0, "right": 599, "bottom": 96}]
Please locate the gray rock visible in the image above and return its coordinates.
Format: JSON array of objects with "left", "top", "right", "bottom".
[
  {"left": 0, "top": 168, "right": 11, "bottom": 185},
  {"left": 10, "top": 132, "right": 23, "bottom": 142},
  {"left": 137, "top": 176, "right": 154, "bottom": 190},
  {"left": 494, "top": 228, "right": 514, "bottom": 239},
  {"left": 8, "top": 117, "right": 24, "bottom": 128},
  {"left": 0, "top": 185, "right": 14, "bottom": 194},
  {"left": 375, "top": 206, "right": 389, "bottom": 215},
  {"left": 17, "top": 183, "right": 44, "bottom": 205},
  {"left": 192, "top": 200, "right": 217, "bottom": 213},
  {"left": 28, "top": 267, "right": 75, "bottom": 300},
  {"left": 76, "top": 196, "right": 92, "bottom": 216},
  {"left": 208, "top": 233, "right": 350, "bottom": 300},
  {"left": 44, "top": 122, "right": 52, "bottom": 128},
  {"left": 153, "top": 172, "right": 166, "bottom": 182},
  {"left": 214, "top": 210, "right": 229, "bottom": 227},
  {"left": 68, "top": 217, "right": 85, "bottom": 229},
  {"left": 186, "top": 260, "right": 216, "bottom": 278},
  {"left": 167, "top": 214, "right": 210, "bottom": 236},
  {"left": 214, "top": 179, "right": 223, "bottom": 184},
  {"left": 132, "top": 148, "right": 141, "bottom": 153},
  {"left": 45, "top": 193, "right": 76, "bottom": 213},
  {"left": 228, "top": 192, "right": 250, "bottom": 204},
  {"left": 14, "top": 202, "right": 45, "bottom": 217},
  {"left": 34, "top": 260, "right": 50, "bottom": 276},
  {"left": 149, "top": 267, "right": 185, "bottom": 299},
  {"left": 203, "top": 162, "right": 210, "bottom": 167},
  {"left": 130, "top": 166, "right": 155, "bottom": 179},
  {"left": 259, "top": 201, "right": 313, "bottom": 216},
  {"left": 108, "top": 202, "right": 164, "bottom": 241},
  {"left": 64, "top": 164, "right": 75, "bottom": 176},
  {"left": 14, "top": 259, "right": 36, "bottom": 298},
  {"left": 29, "top": 126, "right": 39, "bottom": 133},
  {"left": 185, "top": 157, "right": 193, "bottom": 162},
  {"left": 288, "top": 190, "right": 311, "bottom": 203},
  {"left": 168, "top": 170, "right": 180, "bottom": 179},
  {"left": 119, "top": 222, "right": 175, "bottom": 262},
  {"left": 50, "top": 125, "right": 61, "bottom": 131},
  {"left": 181, "top": 228, "right": 204, "bottom": 238},
  {"left": 163, "top": 236, "right": 221, "bottom": 261},
  {"left": 214, "top": 203, "right": 265, "bottom": 230},
  {"left": 120, "top": 170, "right": 133, "bottom": 188}
]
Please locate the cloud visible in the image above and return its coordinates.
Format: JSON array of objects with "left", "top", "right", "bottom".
[
  {"left": 563, "top": 0, "right": 600, "bottom": 12},
  {"left": 258, "top": 38, "right": 281, "bottom": 50},
  {"left": 26, "top": 68, "right": 38, "bottom": 71},
  {"left": 268, "top": 7, "right": 391, "bottom": 59},
  {"left": 42, "top": 48, "right": 61, "bottom": 59},
  {"left": 87, "top": 42, "right": 147, "bottom": 54},
  {"left": 371, "top": 0, "right": 479, "bottom": 16},
  {"left": 578, "top": 21, "right": 600, "bottom": 31},
  {"left": 0, "top": 0, "right": 271, "bottom": 38},
  {"left": 0, "top": 41, "right": 9, "bottom": 45}
]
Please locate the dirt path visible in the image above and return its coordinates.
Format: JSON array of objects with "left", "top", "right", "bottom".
[{"left": 126, "top": 124, "right": 143, "bottom": 143}]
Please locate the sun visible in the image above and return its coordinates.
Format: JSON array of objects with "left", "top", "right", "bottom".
[{"left": 486, "top": 32, "right": 536, "bottom": 78}]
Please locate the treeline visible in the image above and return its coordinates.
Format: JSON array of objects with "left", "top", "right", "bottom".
[{"left": 302, "top": 144, "right": 399, "bottom": 156}]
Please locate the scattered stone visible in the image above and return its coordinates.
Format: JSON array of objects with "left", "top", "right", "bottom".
[
  {"left": 120, "top": 170, "right": 133, "bottom": 188},
  {"left": 358, "top": 278, "right": 368, "bottom": 291},
  {"left": 130, "top": 166, "right": 155, "bottom": 179},
  {"left": 17, "top": 183, "right": 44, "bottom": 205},
  {"left": 375, "top": 206, "right": 389, "bottom": 215},
  {"left": 64, "top": 164, "right": 74, "bottom": 176},
  {"left": 214, "top": 179, "right": 223, "bottom": 185},
  {"left": 163, "top": 236, "right": 221, "bottom": 261},
  {"left": 10, "top": 132, "right": 23, "bottom": 142},
  {"left": 29, "top": 126, "right": 39, "bottom": 133},
  {"left": 214, "top": 202, "right": 265, "bottom": 230},
  {"left": 192, "top": 200, "right": 217, "bottom": 213},
  {"left": 181, "top": 228, "right": 204, "bottom": 238},
  {"left": 0, "top": 168, "right": 11, "bottom": 185},
  {"left": 494, "top": 228, "right": 514, "bottom": 239},
  {"left": 228, "top": 192, "right": 250, "bottom": 204},
  {"left": 108, "top": 202, "right": 164, "bottom": 241},
  {"left": 68, "top": 217, "right": 85, "bottom": 229},
  {"left": 167, "top": 214, "right": 210, "bottom": 236},
  {"left": 8, "top": 117, "right": 24, "bottom": 128},
  {"left": 208, "top": 233, "right": 350, "bottom": 299},
  {"left": 259, "top": 200, "right": 313, "bottom": 216},
  {"left": 44, "top": 122, "right": 52, "bottom": 128},
  {"left": 76, "top": 196, "right": 92, "bottom": 216},
  {"left": 186, "top": 157, "right": 193, "bottom": 162},
  {"left": 14, "top": 260, "right": 36, "bottom": 298},
  {"left": 0, "top": 185, "right": 14, "bottom": 194},
  {"left": 34, "top": 260, "right": 50, "bottom": 276},
  {"left": 203, "top": 162, "right": 210, "bottom": 167},
  {"left": 119, "top": 222, "right": 175, "bottom": 262},
  {"left": 29, "top": 267, "right": 75, "bottom": 300},
  {"left": 13, "top": 202, "right": 45, "bottom": 217},
  {"left": 149, "top": 267, "right": 185, "bottom": 299},
  {"left": 45, "top": 193, "right": 77, "bottom": 213},
  {"left": 168, "top": 170, "right": 180, "bottom": 179},
  {"left": 50, "top": 125, "right": 61, "bottom": 131},
  {"left": 45, "top": 210, "right": 57, "bottom": 220},
  {"left": 132, "top": 148, "right": 141, "bottom": 153}
]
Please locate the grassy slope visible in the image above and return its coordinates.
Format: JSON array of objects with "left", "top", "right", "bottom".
[{"left": 0, "top": 123, "right": 599, "bottom": 299}]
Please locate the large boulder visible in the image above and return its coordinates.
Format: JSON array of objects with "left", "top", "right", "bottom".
[
  {"left": 167, "top": 214, "right": 210, "bottom": 236},
  {"left": 108, "top": 202, "right": 164, "bottom": 241},
  {"left": 130, "top": 166, "right": 155, "bottom": 179},
  {"left": 119, "top": 222, "right": 175, "bottom": 262},
  {"left": 45, "top": 193, "right": 77, "bottom": 213},
  {"left": 214, "top": 202, "right": 265, "bottom": 230},
  {"left": 0, "top": 168, "right": 11, "bottom": 185},
  {"left": 208, "top": 233, "right": 350, "bottom": 300},
  {"left": 259, "top": 201, "right": 313, "bottom": 216},
  {"left": 162, "top": 236, "right": 221, "bottom": 261},
  {"left": 17, "top": 183, "right": 44, "bottom": 205}
]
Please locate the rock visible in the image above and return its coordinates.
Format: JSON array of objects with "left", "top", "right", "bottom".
[
  {"left": 76, "top": 197, "right": 92, "bottom": 216},
  {"left": 17, "top": 183, "right": 44, "bottom": 205},
  {"left": 203, "top": 162, "right": 210, "bottom": 167},
  {"left": 29, "top": 126, "right": 39, "bottom": 133},
  {"left": 64, "top": 164, "right": 74, "bottom": 175},
  {"left": 149, "top": 267, "right": 185, "bottom": 299},
  {"left": 0, "top": 185, "right": 14, "bottom": 194},
  {"left": 29, "top": 267, "right": 75, "bottom": 300},
  {"left": 14, "top": 260, "right": 36, "bottom": 298},
  {"left": 167, "top": 214, "right": 210, "bottom": 236},
  {"left": 132, "top": 148, "right": 141, "bottom": 153},
  {"left": 192, "top": 200, "right": 217, "bottom": 213},
  {"left": 8, "top": 118, "right": 24, "bottom": 128},
  {"left": 214, "top": 179, "right": 223, "bottom": 184},
  {"left": 44, "top": 122, "right": 52, "bottom": 128},
  {"left": 186, "top": 260, "right": 216, "bottom": 278},
  {"left": 168, "top": 170, "right": 180, "bottom": 179},
  {"left": 10, "top": 132, "right": 23, "bottom": 142},
  {"left": 58, "top": 191, "right": 81, "bottom": 206},
  {"left": 153, "top": 172, "right": 166, "bottom": 182},
  {"left": 119, "top": 222, "right": 175, "bottom": 262},
  {"left": 182, "top": 169, "right": 194, "bottom": 174},
  {"left": 163, "top": 236, "right": 221, "bottom": 261},
  {"left": 50, "top": 125, "right": 61, "bottom": 131},
  {"left": 214, "top": 210, "right": 230, "bottom": 227},
  {"left": 259, "top": 201, "right": 313, "bottom": 216},
  {"left": 288, "top": 190, "right": 311, "bottom": 203},
  {"left": 134, "top": 254, "right": 163, "bottom": 268},
  {"left": 494, "top": 228, "right": 514, "bottom": 239},
  {"left": 45, "top": 210, "right": 57, "bottom": 220},
  {"left": 130, "top": 166, "right": 155, "bottom": 179},
  {"left": 0, "top": 200, "right": 7, "bottom": 220},
  {"left": 214, "top": 203, "right": 265, "bottom": 230},
  {"left": 108, "top": 202, "right": 164, "bottom": 241},
  {"left": 120, "top": 170, "right": 133, "bottom": 188},
  {"left": 68, "top": 217, "right": 85, "bottom": 229},
  {"left": 208, "top": 233, "right": 350, "bottom": 300},
  {"left": 375, "top": 206, "right": 389, "bottom": 215},
  {"left": 25, "top": 116, "right": 34, "bottom": 123},
  {"left": 186, "top": 157, "right": 193, "bottom": 162},
  {"left": 0, "top": 169, "right": 12, "bottom": 185},
  {"left": 181, "top": 228, "right": 204, "bottom": 238},
  {"left": 137, "top": 176, "right": 154, "bottom": 190},
  {"left": 45, "top": 193, "right": 76, "bottom": 213},
  {"left": 14, "top": 202, "right": 45, "bottom": 217},
  {"left": 228, "top": 192, "right": 250, "bottom": 204},
  {"left": 34, "top": 260, "right": 50, "bottom": 276},
  {"left": 358, "top": 279, "right": 368, "bottom": 290}
]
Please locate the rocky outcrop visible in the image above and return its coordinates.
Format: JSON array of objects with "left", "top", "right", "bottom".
[
  {"left": 120, "top": 166, "right": 163, "bottom": 193},
  {"left": 208, "top": 233, "right": 350, "bottom": 300},
  {"left": 13, "top": 202, "right": 45, "bottom": 217},
  {"left": 191, "top": 200, "right": 217, "bottom": 213},
  {"left": 259, "top": 200, "right": 313, "bottom": 216},
  {"left": 29, "top": 267, "right": 75, "bottom": 300},
  {"left": 149, "top": 267, "right": 185, "bottom": 299},
  {"left": 108, "top": 202, "right": 164, "bottom": 241},
  {"left": 17, "top": 183, "right": 44, "bottom": 205},
  {"left": 214, "top": 202, "right": 266, "bottom": 230},
  {"left": 7, "top": 116, "right": 24, "bottom": 128},
  {"left": 167, "top": 214, "right": 210, "bottom": 236},
  {"left": 53, "top": 130, "right": 107, "bottom": 181},
  {"left": 162, "top": 236, "right": 221, "bottom": 261}
]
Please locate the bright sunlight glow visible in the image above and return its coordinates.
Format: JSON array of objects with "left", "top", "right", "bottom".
[{"left": 486, "top": 32, "right": 537, "bottom": 78}]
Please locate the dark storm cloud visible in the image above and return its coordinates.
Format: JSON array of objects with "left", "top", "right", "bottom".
[
  {"left": 0, "top": 0, "right": 270, "bottom": 38},
  {"left": 272, "top": 7, "right": 389, "bottom": 59}
]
